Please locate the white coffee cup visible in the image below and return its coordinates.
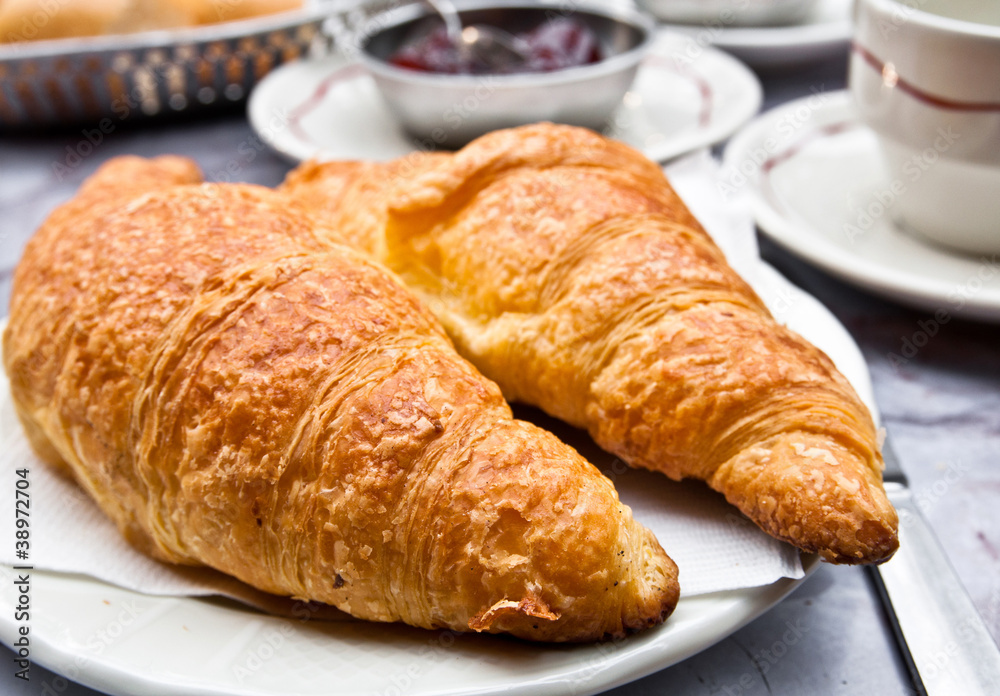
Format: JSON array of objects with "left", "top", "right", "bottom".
[{"left": 850, "top": 0, "right": 1000, "bottom": 256}]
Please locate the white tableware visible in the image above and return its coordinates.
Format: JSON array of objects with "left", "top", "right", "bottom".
[
  {"left": 0, "top": 555, "right": 817, "bottom": 696},
  {"left": 247, "top": 30, "right": 761, "bottom": 163},
  {"left": 636, "top": 0, "right": 819, "bottom": 27},
  {"left": 850, "top": 0, "right": 1000, "bottom": 256},
  {"left": 664, "top": 0, "right": 851, "bottom": 68},
  {"left": 357, "top": 0, "right": 655, "bottom": 147},
  {"left": 723, "top": 91, "right": 1000, "bottom": 322},
  {"left": 1, "top": 249, "right": 881, "bottom": 695}
]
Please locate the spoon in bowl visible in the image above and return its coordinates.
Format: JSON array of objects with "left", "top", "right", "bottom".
[{"left": 424, "top": 0, "right": 531, "bottom": 72}]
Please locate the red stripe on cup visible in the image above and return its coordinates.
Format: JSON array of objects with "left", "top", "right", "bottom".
[{"left": 853, "top": 42, "right": 1000, "bottom": 113}]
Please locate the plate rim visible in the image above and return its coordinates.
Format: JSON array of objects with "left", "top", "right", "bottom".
[
  {"left": 664, "top": 0, "right": 852, "bottom": 64},
  {"left": 0, "top": 555, "right": 821, "bottom": 696},
  {"left": 246, "top": 29, "right": 762, "bottom": 165}
]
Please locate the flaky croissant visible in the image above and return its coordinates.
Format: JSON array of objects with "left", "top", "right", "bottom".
[
  {"left": 282, "top": 123, "right": 899, "bottom": 564},
  {"left": 3, "top": 155, "right": 678, "bottom": 641}
]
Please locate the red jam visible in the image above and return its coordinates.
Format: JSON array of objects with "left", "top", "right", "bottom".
[{"left": 388, "top": 17, "right": 603, "bottom": 75}]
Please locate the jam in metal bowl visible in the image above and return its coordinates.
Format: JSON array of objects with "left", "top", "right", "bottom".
[
  {"left": 358, "top": 0, "right": 655, "bottom": 147},
  {"left": 388, "top": 17, "right": 603, "bottom": 75}
]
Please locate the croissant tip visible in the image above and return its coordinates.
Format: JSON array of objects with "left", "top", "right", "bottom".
[
  {"left": 621, "top": 588, "right": 680, "bottom": 637},
  {"left": 822, "top": 521, "right": 900, "bottom": 566},
  {"left": 618, "top": 534, "right": 680, "bottom": 637}
]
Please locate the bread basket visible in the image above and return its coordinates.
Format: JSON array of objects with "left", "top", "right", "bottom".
[{"left": 0, "top": 0, "right": 390, "bottom": 128}]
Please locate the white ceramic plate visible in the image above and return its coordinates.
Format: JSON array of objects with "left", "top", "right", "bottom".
[
  {"left": 247, "top": 30, "right": 762, "bottom": 163},
  {"left": 723, "top": 90, "right": 1000, "bottom": 322},
  {"left": 0, "top": 258, "right": 881, "bottom": 696},
  {"left": 1, "top": 558, "right": 818, "bottom": 696},
  {"left": 664, "top": 0, "right": 852, "bottom": 68}
]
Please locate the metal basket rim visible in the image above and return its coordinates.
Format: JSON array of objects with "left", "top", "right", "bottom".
[{"left": 0, "top": 0, "right": 368, "bottom": 63}]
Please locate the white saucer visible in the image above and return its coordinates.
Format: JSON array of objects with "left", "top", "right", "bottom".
[
  {"left": 247, "top": 30, "right": 761, "bottom": 163},
  {"left": 666, "top": 0, "right": 852, "bottom": 68},
  {"left": 723, "top": 90, "right": 1000, "bottom": 322}
]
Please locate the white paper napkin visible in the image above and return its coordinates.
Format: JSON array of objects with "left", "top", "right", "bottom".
[
  {"left": 0, "top": 150, "right": 804, "bottom": 612},
  {"left": 523, "top": 404, "right": 805, "bottom": 597}
]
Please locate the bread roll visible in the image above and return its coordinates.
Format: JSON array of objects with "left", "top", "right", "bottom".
[
  {"left": 0, "top": 0, "right": 301, "bottom": 42},
  {"left": 179, "top": 0, "right": 302, "bottom": 25}
]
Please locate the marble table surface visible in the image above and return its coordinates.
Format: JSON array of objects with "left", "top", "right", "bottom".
[{"left": 1, "top": 53, "right": 998, "bottom": 696}]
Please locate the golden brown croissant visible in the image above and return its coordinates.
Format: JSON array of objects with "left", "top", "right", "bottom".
[
  {"left": 282, "top": 123, "right": 899, "bottom": 565},
  {"left": 3, "top": 155, "right": 678, "bottom": 641}
]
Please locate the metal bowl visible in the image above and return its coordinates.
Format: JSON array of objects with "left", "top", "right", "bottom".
[
  {"left": 357, "top": 0, "right": 655, "bottom": 148},
  {"left": 634, "top": 0, "right": 819, "bottom": 27}
]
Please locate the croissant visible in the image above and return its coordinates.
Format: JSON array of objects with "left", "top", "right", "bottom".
[
  {"left": 2, "top": 155, "right": 679, "bottom": 642},
  {"left": 282, "top": 123, "right": 899, "bottom": 565}
]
